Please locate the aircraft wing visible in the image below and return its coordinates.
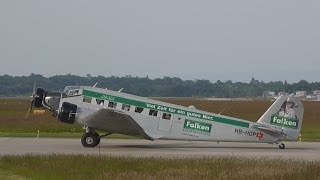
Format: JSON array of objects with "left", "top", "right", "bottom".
[{"left": 80, "top": 108, "right": 153, "bottom": 140}]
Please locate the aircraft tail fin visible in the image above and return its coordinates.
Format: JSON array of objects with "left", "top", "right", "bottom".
[{"left": 257, "top": 96, "right": 304, "bottom": 140}]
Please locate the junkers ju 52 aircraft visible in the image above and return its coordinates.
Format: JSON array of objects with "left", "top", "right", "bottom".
[{"left": 27, "top": 85, "right": 304, "bottom": 149}]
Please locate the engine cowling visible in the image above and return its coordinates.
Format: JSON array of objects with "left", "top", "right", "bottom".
[
  {"left": 58, "top": 102, "right": 77, "bottom": 124},
  {"left": 34, "top": 88, "right": 45, "bottom": 108}
]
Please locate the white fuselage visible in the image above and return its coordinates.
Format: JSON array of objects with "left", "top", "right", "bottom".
[{"left": 59, "top": 86, "right": 280, "bottom": 143}]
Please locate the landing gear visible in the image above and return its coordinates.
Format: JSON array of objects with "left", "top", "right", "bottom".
[
  {"left": 81, "top": 126, "right": 113, "bottom": 148},
  {"left": 81, "top": 132, "right": 100, "bottom": 148},
  {"left": 278, "top": 143, "right": 285, "bottom": 149}
]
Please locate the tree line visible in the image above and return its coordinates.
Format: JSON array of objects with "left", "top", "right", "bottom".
[{"left": 0, "top": 74, "right": 319, "bottom": 98}]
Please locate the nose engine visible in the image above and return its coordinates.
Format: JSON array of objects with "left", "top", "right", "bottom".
[
  {"left": 31, "top": 88, "right": 62, "bottom": 116},
  {"left": 33, "top": 88, "right": 45, "bottom": 108}
]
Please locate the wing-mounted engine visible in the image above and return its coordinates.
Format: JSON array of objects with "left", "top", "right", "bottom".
[
  {"left": 56, "top": 86, "right": 81, "bottom": 124},
  {"left": 58, "top": 102, "right": 77, "bottom": 124}
]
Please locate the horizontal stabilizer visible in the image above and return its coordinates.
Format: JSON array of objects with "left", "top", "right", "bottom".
[{"left": 251, "top": 124, "right": 285, "bottom": 136}]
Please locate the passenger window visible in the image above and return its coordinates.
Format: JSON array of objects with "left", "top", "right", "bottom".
[
  {"left": 108, "top": 101, "right": 117, "bottom": 108},
  {"left": 149, "top": 110, "right": 158, "bottom": 116},
  {"left": 96, "top": 99, "right": 104, "bottom": 106},
  {"left": 162, "top": 113, "right": 171, "bottom": 120},
  {"left": 135, "top": 107, "right": 144, "bottom": 113},
  {"left": 122, "top": 104, "right": 131, "bottom": 111},
  {"left": 83, "top": 96, "right": 92, "bottom": 103}
]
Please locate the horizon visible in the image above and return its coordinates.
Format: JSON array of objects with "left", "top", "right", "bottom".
[{"left": 0, "top": 73, "right": 316, "bottom": 84}]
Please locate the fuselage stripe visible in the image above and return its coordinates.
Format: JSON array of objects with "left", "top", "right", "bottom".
[{"left": 82, "top": 89, "right": 250, "bottom": 128}]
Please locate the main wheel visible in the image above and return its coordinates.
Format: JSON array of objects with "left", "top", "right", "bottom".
[
  {"left": 279, "top": 143, "right": 285, "bottom": 149},
  {"left": 81, "top": 133, "right": 100, "bottom": 148}
]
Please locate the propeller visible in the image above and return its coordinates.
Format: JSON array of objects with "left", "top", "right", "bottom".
[{"left": 25, "top": 82, "right": 36, "bottom": 120}]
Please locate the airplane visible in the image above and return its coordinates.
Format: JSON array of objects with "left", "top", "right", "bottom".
[{"left": 26, "top": 85, "right": 304, "bottom": 149}]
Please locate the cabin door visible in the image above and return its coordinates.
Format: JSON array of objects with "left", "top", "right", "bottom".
[{"left": 157, "top": 112, "right": 173, "bottom": 132}]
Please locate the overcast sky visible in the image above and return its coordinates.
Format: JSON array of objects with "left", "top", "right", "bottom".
[{"left": 0, "top": 1, "right": 319, "bottom": 82}]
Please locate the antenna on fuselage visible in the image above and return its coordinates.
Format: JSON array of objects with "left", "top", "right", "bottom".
[
  {"left": 218, "top": 99, "right": 235, "bottom": 115},
  {"left": 218, "top": 108, "right": 226, "bottom": 115},
  {"left": 118, "top": 88, "right": 123, "bottom": 92},
  {"left": 93, "top": 83, "right": 98, "bottom": 87}
]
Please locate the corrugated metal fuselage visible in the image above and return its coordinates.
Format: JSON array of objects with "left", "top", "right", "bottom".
[{"left": 59, "top": 86, "right": 280, "bottom": 143}]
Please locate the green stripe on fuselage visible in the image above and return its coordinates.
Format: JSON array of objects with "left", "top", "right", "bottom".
[{"left": 82, "top": 89, "right": 250, "bottom": 128}]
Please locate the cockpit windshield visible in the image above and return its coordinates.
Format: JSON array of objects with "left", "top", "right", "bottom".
[{"left": 63, "top": 86, "right": 81, "bottom": 97}]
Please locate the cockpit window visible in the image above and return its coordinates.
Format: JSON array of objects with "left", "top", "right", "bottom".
[
  {"left": 68, "top": 89, "right": 79, "bottom": 96},
  {"left": 63, "top": 86, "right": 81, "bottom": 97}
]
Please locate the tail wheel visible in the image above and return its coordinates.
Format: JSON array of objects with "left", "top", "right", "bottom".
[
  {"left": 81, "top": 133, "right": 100, "bottom": 148},
  {"left": 279, "top": 143, "right": 285, "bottom": 149}
]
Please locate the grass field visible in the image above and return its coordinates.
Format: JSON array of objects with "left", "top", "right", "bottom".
[
  {"left": 0, "top": 155, "right": 320, "bottom": 180},
  {"left": 0, "top": 99, "right": 319, "bottom": 140},
  {"left": 1, "top": 99, "right": 320, "bottom": 179}
]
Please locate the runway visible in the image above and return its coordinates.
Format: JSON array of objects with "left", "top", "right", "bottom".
[{"left": 1, "top": 137, "right": 320, "bottom": 161}]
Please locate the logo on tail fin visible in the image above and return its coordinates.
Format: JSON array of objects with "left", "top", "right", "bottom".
[
  {"left": 270, "top": 100, "right": 299, "bottom": 129},
  {"left": 270, "top": 115, "right": 298, "bottom": 129}
]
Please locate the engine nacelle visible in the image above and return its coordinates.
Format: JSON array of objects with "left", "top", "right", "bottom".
[
  {"left": 34, "top": 88, "right": 45, "bottom": 108},
  {"left": 58, "top": 102, "right": 77, "bottom": 124}
]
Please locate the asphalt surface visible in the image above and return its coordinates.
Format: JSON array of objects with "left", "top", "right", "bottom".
[{"left": 1, "top": 138, "right": 320, "bottom": 161}]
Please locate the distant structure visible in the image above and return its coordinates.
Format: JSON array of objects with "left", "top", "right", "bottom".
[
  {"left": 262, "top": 91, "right": 275, "bottom": 98},
  {"left": 278, "top": 92, "right": 289, "bottom": 97},
  {"left": 313, "top": 90, "right": 320, "bottom": 96},
  {"left": 296, "top": 90, "right": 320, "bottom": 101},
  {"left": 262, "top": 90, "right": 320, "bottom": 101},
  {"left": 296, "top": 91, "right": 307, "bottom": 98},
  {"left": 312, "top": 90, "right": 320, "bottom": 101}
]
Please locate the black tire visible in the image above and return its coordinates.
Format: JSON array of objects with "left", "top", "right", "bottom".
[
  {"left": 279, "top": 143, "right": 285, "bottom": 149},
  {"left": 81, "top": 133, "right": 100, "bottom": 148}
]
